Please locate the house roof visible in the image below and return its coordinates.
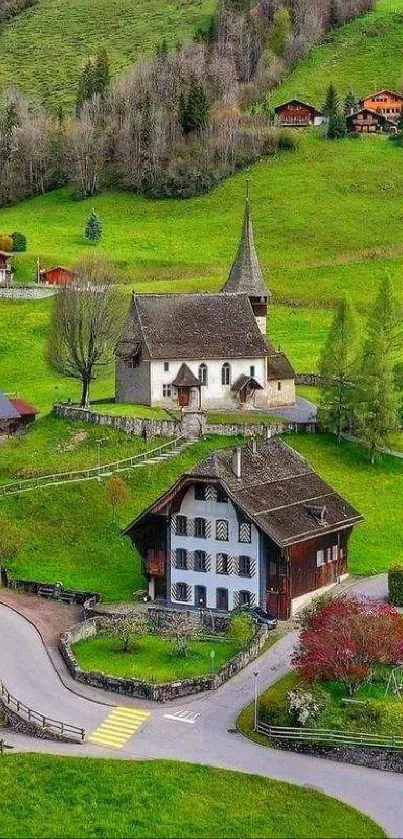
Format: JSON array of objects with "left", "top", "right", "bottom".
[
  {"left": 0, "top": 390, "right": 21, "bottom": 420},
  {"left": 125, "top": 438, "right": 363, "bottom": 548},
  {"left": 360, "top": 89, "right": 403, "bottom": 101},
  {"left": 231, "top": 374, "right": 263, "bottom": 395},
  {"left": 171, "top": 363, "right": 201, "bottom": 388},
  {"left": 346, "top": 108, "right": 396, "bottom": 124},
  {"left": 117, "top": 292, "right": 272, "bottom": 360},
  {"left": 40, "top": 266, "right": 75, "bottom": 275},
  {"left": 222, "top": 200, "right": 270, "bottom": 299},
  {"left": 10, "top": 398, "right": 37, "bottom": 416},
  {"left": 267, "top": 352, "right": 295, "bottom": 381},
  {"left": 274, "top": 99, "right": 323, "bottom": 115}
]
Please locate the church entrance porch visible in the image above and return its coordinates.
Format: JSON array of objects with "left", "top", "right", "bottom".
[
  {"left": 231, "top": 374, "right": 263, "bottom": 407},
  {"left": 177, "top": 387, "right": 190, "bottom": 408}
]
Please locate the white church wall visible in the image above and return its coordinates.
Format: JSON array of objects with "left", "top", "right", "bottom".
[{"left": 150, "top": 357, "right": 266, "bottom": 409}]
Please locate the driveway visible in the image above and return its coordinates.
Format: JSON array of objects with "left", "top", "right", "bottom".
[
  {"left": 265, "top": 396, "right": 317, "bottom": 424},
  {"left": 0, "top": 595, "right": 402, "bottom": 837}
]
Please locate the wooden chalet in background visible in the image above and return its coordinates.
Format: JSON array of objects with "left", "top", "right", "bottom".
[
  {"left": 125, "top": 439, "right": 363, "bottom": 620},
  {"left": 346, "top": 108, "right": 396, "bottom": 134},
  {"left": 274, "top": 99, "right": 325, "bottom": 127},
  {"left": 39, "top": 266, "right": 75, "bottom": 286},
  {"left": 0, "top": 390, "right": 37, "bottom": 436},
  {"left": 359, "top": 89, "right": 403, "bottom": 121}
]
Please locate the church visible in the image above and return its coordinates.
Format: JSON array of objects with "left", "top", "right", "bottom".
[{"left": 115, "top": 199, "right": 295, "bottom": 411}]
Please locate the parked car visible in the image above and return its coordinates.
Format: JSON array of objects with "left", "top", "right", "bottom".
[{"left": 240, "top": 605, "right": 278, "bottom": 629}]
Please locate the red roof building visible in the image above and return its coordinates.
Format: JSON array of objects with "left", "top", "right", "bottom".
[{"left": 39, "top": 266, "right": 75, "bottom": 286}]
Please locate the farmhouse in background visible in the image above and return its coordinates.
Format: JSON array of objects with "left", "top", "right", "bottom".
[
  {"left": 273, "top": 99, "right": 325, "bottom": 127},
  {"left": 115, "top": 200, "right": 296, "bottom": 411},
  {"left": 125, "top": 438, "right": 363, "bottom": 619},
  {"left": 39, "top": 265, "right": 75, "bottom": 286},
  {"left": 359, "top": 89, "right": 403, "bottom": 121},
  {"left": 0, "top": 390, "right": 37, "bottom": 437},
  {"left": 346, "top": 108, "right": 396, "bottom": 134},
  {"left": 0, "top": 252, "right": 13, "bottom": 285}
]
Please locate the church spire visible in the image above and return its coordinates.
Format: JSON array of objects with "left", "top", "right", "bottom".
[
  {"left": 222, "top": 181, "right": 271, "bottom": 334},
  {"left": 222, "top": 181, "right": 270, "bottom": 300}
]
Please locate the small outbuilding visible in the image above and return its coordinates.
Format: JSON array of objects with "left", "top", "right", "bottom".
[
  {"left": 274, "top": 99, "right": 325, "bottom": 127},
  {"left": 39, "top": 266, "right": 75, "bottom": 286},
  {"left": 0, "top": 390, "right": 37, "bottom": 436},
  {"left": 346, "top": 108, "right": 396, "bottom": 134},
  {"left": 0, "top": 252, "right": 13, "bottom": 285}
]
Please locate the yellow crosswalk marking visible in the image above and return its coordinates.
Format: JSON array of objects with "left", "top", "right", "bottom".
[{"left": 87, "top": 706, "right": 150, "bottom": 749}]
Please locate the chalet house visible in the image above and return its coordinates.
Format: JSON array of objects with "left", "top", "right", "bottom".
[
  {"left": 115, "top": 201, "right": 296, "bottom": 411},
  {"left": 124, "top": 438, "right": 363, "bottom": 619},
  {"left": 0, "top": 390, "right": 37, "bottom": 436},
  {"left": 346, "top": 108, "right": 396, "bottom": 134},
  {"left": 359, "top": 90, "right": 403, "bottom": 121},
  {"left": 274, "top": 100, "right": 325, "bottom": 127},
  {"left": 0, "top": 252, "right": 13, "bottom": 285},
  {"left": 39, "top": 266, "right": 75, "bottom": 286}
]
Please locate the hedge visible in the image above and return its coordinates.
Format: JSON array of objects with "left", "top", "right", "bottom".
[{"left": 388, "top": 566, "right": 403, "bottom": 607}]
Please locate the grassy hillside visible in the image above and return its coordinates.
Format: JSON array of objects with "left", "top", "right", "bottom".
[
  {"left": 273, "top": 0, "right": 403, "bottom": 108},
  {"left": 0, "top": 757, "right": 384, "bottom": 839},
  {"left": 2, "top": 133, "right": 403, "bottom": 309},
  {"left": 0, "top": 0, "right": 215, "bottom": 110}
]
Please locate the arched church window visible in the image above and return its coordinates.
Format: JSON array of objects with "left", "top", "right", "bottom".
[
  {"left": 198, "top": 363, "right": 208, "bottom": 385},
  {"left": 221, "top": 363, "right": 231, "bottom": 386}
]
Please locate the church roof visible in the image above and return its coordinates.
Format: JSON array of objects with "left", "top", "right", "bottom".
[
  {"left": 117, "top": 292, "right": 272, "bottom": 361},
  {"left": 222, "top": 200, "right": 270, "bottom": 299},
  {"left": 125, "top": 438, "right": 363, "bottom": 547},
  {"left": 267, "top": 352, "right": 295, "bottom": 381},
  {"left": 171, "top": 363, "right": 201, "bottom": 388}
]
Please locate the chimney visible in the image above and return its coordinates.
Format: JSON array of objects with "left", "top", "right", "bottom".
[{"left": 232, "top": 446, "right": 242, "bottom": 479}]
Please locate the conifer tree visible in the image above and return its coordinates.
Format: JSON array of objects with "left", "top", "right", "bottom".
[
  {"left": 323, "top": 83, "right": 339, "bottom": 117},
  {"left": 84, "top": 209, "right": 102, "bottom": 243},
  {"left": 327, "top": 113, "right": 347, "bottom": 139},
  {"left": 355, "top": 278, "right": 399, "bottom": 463},
  {"left": 344, "top": 88, "right": 358, "bottom": 115},
  {"left": 179, "top": 80, "right": 209, "bottom": 134},
  {"left": 76, "top": 51, "right": 110, "bottom": 113},
  {"left": 318, "top": 295, "right": 360, "bottom": 442}
]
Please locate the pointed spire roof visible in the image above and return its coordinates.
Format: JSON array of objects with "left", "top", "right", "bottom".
[{"left": 223, "top": 183, "right": 270, "bottom": 299}]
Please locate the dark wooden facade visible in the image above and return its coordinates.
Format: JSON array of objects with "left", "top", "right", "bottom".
[
  {"left": 346, "top": 108, "right": 395, "bottom": 134},
  {"left": 274, "top": 100, "right": 323, "bottom": 127},
  {"left": 39, "top": 266, "right": 75, "bottom": 286}
]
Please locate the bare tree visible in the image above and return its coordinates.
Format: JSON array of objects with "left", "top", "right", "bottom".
[
  {"left": 47, "top": 254, "right": 124, "bottom": 407},
  {"left": 161, "top": 611, "right": 198, "bottom": 657},
  {"left": 109, "top": 611, "right": 150, "bottom": 653}
]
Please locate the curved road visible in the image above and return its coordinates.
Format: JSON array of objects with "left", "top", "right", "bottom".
[{"left": 0, "top": 576, "right": 401, "bottom": 838}]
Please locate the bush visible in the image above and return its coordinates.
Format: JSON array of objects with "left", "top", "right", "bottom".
[
  {"left": 259, "top": 672, "right": 298, "bottom": 726},
  {"left": 344, "top": 699, "right": 382, "bottom": 728},
  {"left": 11, "top": 231, "right": 27, "bottom": 252},
  {"left": 0, "top": 233, "right": 13, "bottom": 252},
  {"left": 277, "top": 129, "right": 298, "bottom": 151},
  {"left": 287, "top": 688, "right": 324, "bottom": 727},
  {"left": 145, "top": 167, "right": 220, "bottom": 199},
  {"left": 389, "top": 566, "right": 403, "bottom": 606},
  {"left": 228, "top": 611, "right": 254, "bottom": 648}
]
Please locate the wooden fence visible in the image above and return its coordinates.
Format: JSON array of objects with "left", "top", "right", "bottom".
[
  {"left": 256, "top": 721, "right": 403, "bottom": 750},
  {"left": 0, "top": 679, "right": 85, "bottom": 742}
]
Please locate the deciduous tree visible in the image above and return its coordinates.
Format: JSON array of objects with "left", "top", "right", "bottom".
[
  {"left": 110, "top": 611, "right": 150, "bottom": 653},
  {"left": 47, "top": 254, "right": 124, "bottom": 408},
  {"left": 106, "top": 476, "right": 130, "bottom": 524},
  {"left": 161, "top": 611, "right": 197, "bottom": 657}
]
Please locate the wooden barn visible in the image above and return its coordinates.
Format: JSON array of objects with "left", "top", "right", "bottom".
[
  {"left": 274, "top": 99, "right": 324, "bottom": 127},
  {"left": 346, "top": 108, "right": 396, "bottom": 134},
  {"left": 39, "top": 266, "right": 75, "bottom": 286},
  {"left": 124, "top": 438, "right": 363, "bottom": 620},
  {"left": 359, "top": 90, "right": 403, "bottom": 121},
  {"left": 0, "top": 391, "right": 37, "bottom": 436}
]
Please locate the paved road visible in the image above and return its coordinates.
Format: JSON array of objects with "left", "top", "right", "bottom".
[
  {"left": 265, "top": 396, "right": 317, "bottom": 424},
  {"left": 0, "top": 583, "right": 402, "bottom": 838}
]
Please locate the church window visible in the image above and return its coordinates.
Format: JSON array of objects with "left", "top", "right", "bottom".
[
  {"left": 277, "top": 381, "right": 282, "bottom": 391},
  {"left": 198, "top": 363, "right": 208, "bottom": 385},
  {"left": 163, "top": 384, "right": 172, "bottom": 398},
  {"left": 222, "top": 363, "right": 231, "bottom": 386},
  {"left": 164, "top": 362, "right": 170, "bottom": 372},
  {"left": 250, "top": 365, "right": 255, "bottom": 378}
]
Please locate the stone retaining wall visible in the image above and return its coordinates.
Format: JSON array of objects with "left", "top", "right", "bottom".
[
  {"left": 59, "top": 617, "right": 268, "bottom": 702},
  {"left": 1, "top": 569, "right": 101, "bottom": 607},
  {"left": 0, "top": 284, "right": 57, "bottom": 299},
  {"left": 55, "top": 404, "right": 180, "bottom": 438}
]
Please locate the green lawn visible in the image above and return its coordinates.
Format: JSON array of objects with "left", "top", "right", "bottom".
[
  {"left": 0, "top": 0, "right": 215, "bottom": 110},
  {"left": 0, "top": 756, "right": 384, "bottom": 838},
  {"left": 73, "top": 633, "right": 238, "bottom": 682},
  {"left": 0, "top": 436, "right": 239, "bottom": 601},
  {"left": 207, "top": 411, "right": 289, "bottom": 426},
  {"left": 296, "top": 385, "right": 321, "bottom": 404},
  {"left": 2, "top": 133, "right": 403, "bottom": 311},
  {"left": 286, "top": 433, "right": 403, "bottom": 574},
  {"left": 273, "top": 0, "right": 403, "bottom": 109},
  {"left": 0, "top": 415, "right": 165, "bottom": 481}
]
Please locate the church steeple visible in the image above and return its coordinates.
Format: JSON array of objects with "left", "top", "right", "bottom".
[{"left": 222, "top": 181, "right": 271, "bottom": 334}]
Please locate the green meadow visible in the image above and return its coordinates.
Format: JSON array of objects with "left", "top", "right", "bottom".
[
  {"left": 273, "top": 0, "right": 403, "bottom": 108},
  {"left": 0, "top": 0, "right": 215, "bottom": 109},
  {"left": 0, "top": 756, "right": 384, "bottom": 838}
]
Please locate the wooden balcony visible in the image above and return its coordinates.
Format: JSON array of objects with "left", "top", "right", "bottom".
[{"left": 145, "top": 551, "right": 165, "bottom": 577}]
